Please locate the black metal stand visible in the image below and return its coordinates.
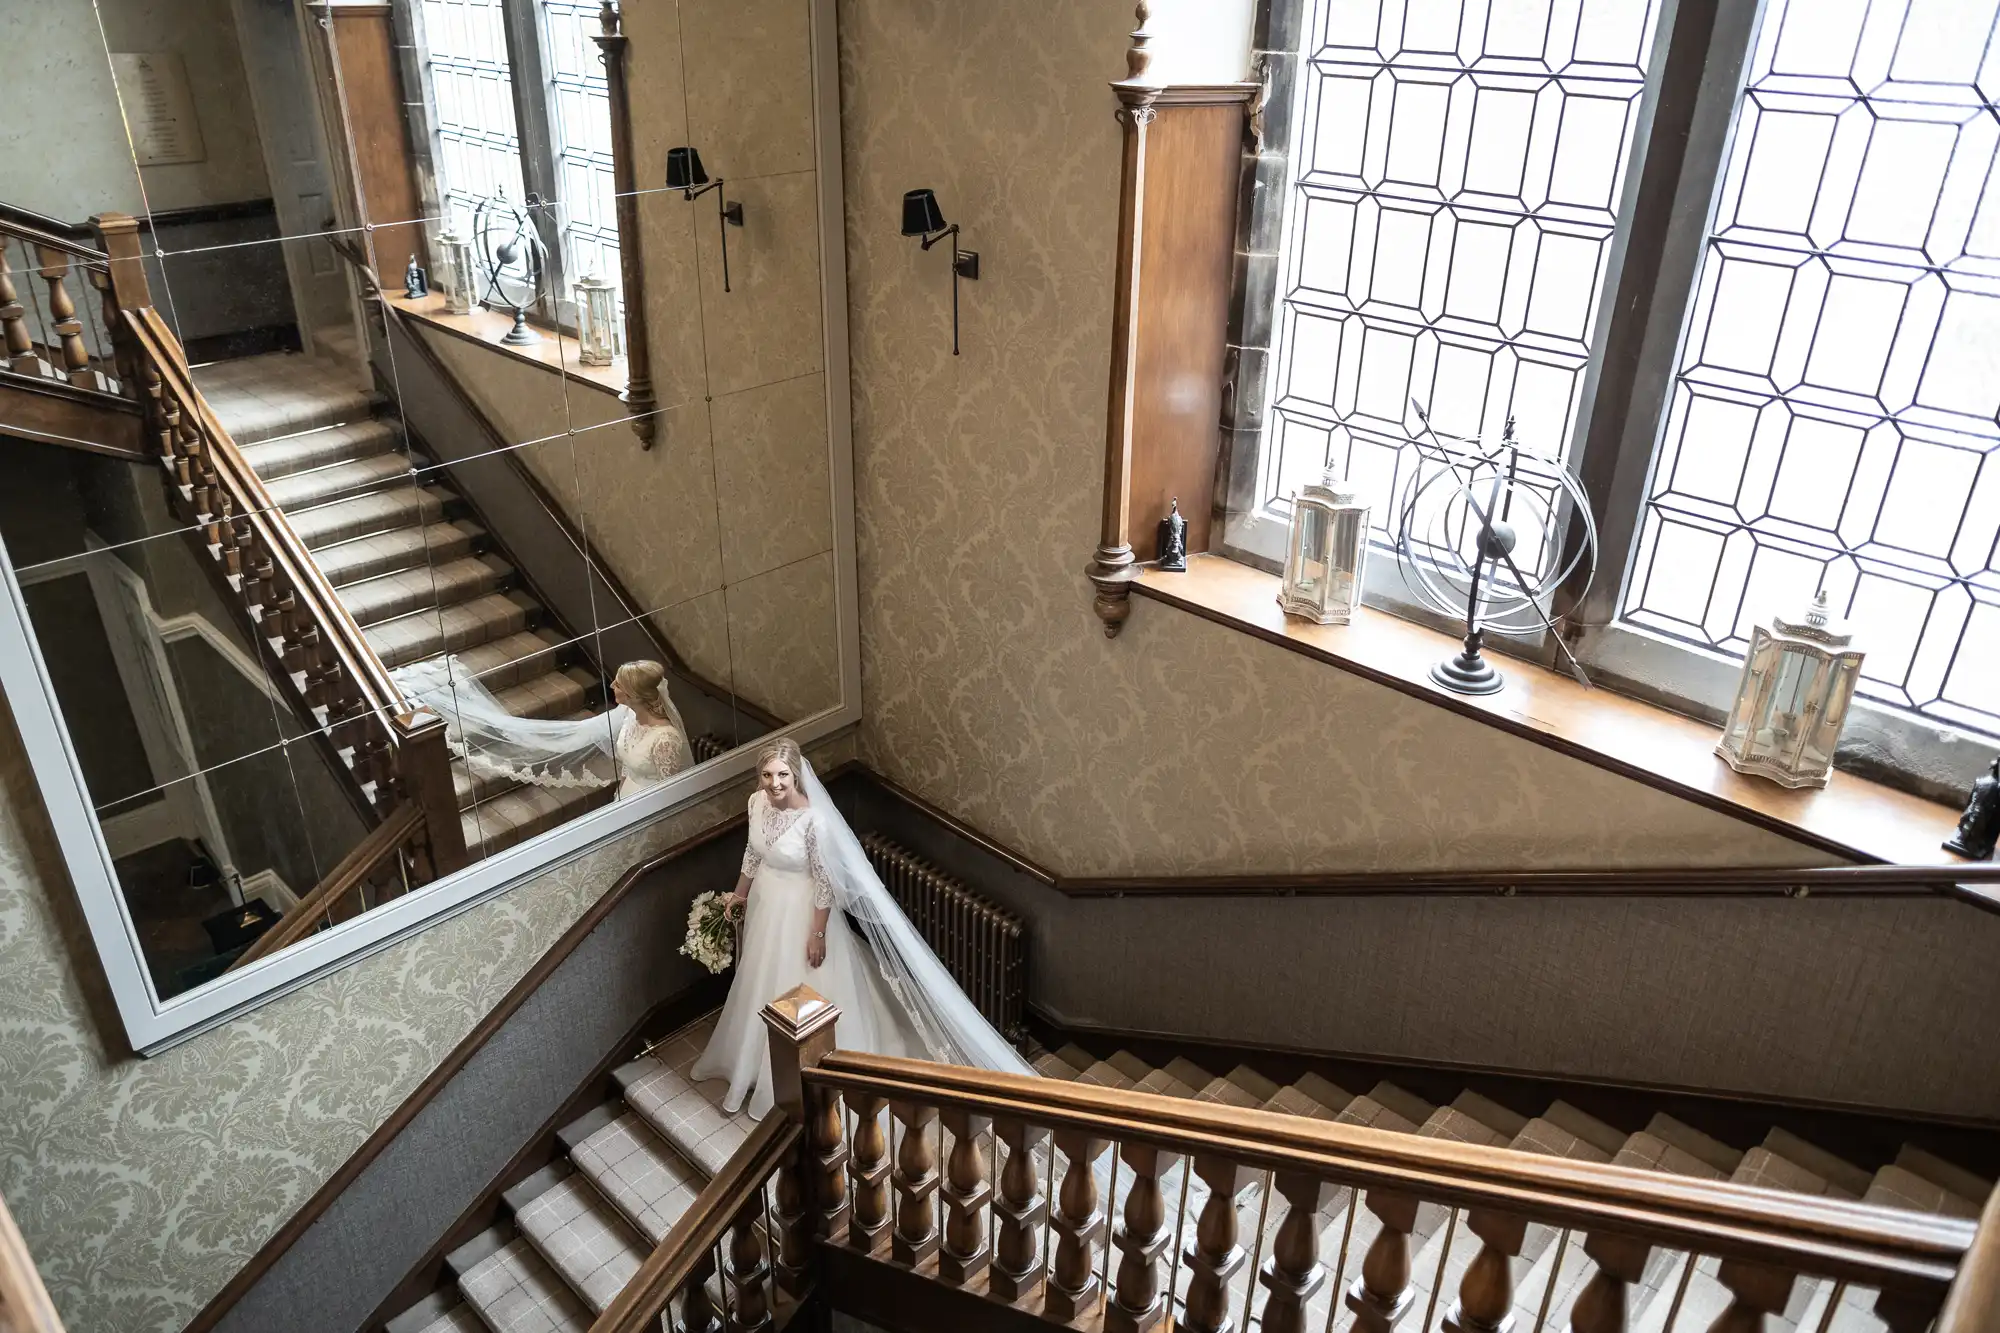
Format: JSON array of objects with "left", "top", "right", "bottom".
[
  {"left": 500, "top": 303, "right": 540, "bottom": 345},
  {"left": 1431, "top": 625, "right": 1503, "bottom": 694},
  {"left": 683, "top": 180, "right": 744, "bottom": 293},
  {"left": 920, "top": 224, "right": 980, "bottom": 355}
]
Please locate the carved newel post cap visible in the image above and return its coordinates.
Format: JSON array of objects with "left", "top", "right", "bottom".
[{"left": 762, "top": 984, "right": 839, "bottom": 1040}]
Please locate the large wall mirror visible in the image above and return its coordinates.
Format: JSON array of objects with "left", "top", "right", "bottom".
[{"left": 0, "top": 0, "right": 856, "bottom": 1052}]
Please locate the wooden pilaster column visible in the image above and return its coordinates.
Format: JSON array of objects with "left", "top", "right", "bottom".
[
  {"left": 1086, "top": 3, "right": 1159, "bottom": 638},
  {"left": 593, "top": 1, "right": 659, "bottom": 447}
]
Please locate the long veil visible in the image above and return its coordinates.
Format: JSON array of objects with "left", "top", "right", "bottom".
[
  {"left": 800, "top": 758, "right": 1034, "bottom": 1076},
  {"left": 392, "top": 656, "right": 694, "bottom": 790}
]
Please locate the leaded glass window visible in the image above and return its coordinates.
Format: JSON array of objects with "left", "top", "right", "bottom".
[
  {"left": 1622, "top": 0, "right": 2000, "bottom": 737},
  {"left": 421, "top": 0, "right": 525, "bottom": 238},
  {"left": 539, "top": 0, "right": 621, "bottom": 307},
  {"left": 1259, "top": 0, "right": 1663, "bottom": 587}
]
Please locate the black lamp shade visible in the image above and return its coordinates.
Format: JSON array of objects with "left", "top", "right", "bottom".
[
  {"left": 666, "top": 146, "right": 709, "bottom": 191},
  {"left": 901, "top": 188, "right": 947, "bottom": 237}
]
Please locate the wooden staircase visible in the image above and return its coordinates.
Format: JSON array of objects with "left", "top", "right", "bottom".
[{"left": 191, "top": 351, "right": 615, "bottom": 862}]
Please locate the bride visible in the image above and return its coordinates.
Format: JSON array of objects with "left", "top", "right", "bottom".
[
  {"left": 691, "top": 737, "right": 1033, "bottom": 1117},
  {"left": 392, "top": 655, "right": 694, "bottom": 798}
]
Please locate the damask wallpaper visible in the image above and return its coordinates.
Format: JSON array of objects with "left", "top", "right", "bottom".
[
  {"left": 0, "top": 714, "right": 852, "bottom": 1332},
  {"left": 835, "top": 0, "right": 1824, "bottom": 877}
]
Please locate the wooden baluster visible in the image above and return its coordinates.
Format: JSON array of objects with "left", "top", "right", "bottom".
[
  {"left": 1445, "top": 1210, "right": 1528, "bottom": 1333},
  {"left": 1704, "top": 1261, "right": 1796, "bottom": 1333},
  {"left": 1183, "top": 1154, "right": 1250, "bottom": 1333},
  {"left": 1044, "top": 1130, "right": 1110, "bottom": 1323},
  {"left": 1106, "top": 1143, "right": 1181, "bottom": 1333},
  {"left": 989, "top": 1118, "right": 1049, "bottom": 1304},
  {"left": 1565, "top": 1233, "right": 1651, "bottom": 1333},
  {"left": 891, "top": 1101, "right": 941, "bottom": 1267},
  {"left": 760, "top": 985, "right": 842, "bottom": 1296},
  {"left": 846, "top": 1093, "right": 891, "bottom": 1256},
  {"left": 1346, "top": 1191, "right": 1420, "bottom": 1333},
  {"left": 32, "top": 245, "right": 93, "bottom": 386},
  {"left": 724, "top": 1192, "right": 772, "bottom": 1333},
  {"left": 681, "top": 1244, "right": 723, "bottom": 1333},
  {"left": 1256, "top": 1172, "right": 1336, "bottom": 1333},
  {"left": 937, "top": 1108, "right": 993, "bottom": 1285},
  {"left": 1, "top": 244, "right": 38, "bottom": 372}
]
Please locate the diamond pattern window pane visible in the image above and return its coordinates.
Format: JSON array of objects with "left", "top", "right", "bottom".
[
  {"left": 1624, "top": 0, "right": 2000, "bottom": 737},
  {"left": 423, "top": 0, "right": 525, "bottom": 237},
  {"left": 539, "top": 0, "right": 622, "bottom": 312},
  {"left": 1262, "top": 0, "right": 1662, "bottom": 581}
]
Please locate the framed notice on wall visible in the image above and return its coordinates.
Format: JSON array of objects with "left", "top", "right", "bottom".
[{"left": 110, "top": 52, "right": 208, "bottom": 166}]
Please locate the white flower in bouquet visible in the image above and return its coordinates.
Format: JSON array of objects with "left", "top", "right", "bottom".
[{"left": 680, "top": 890, "right": 736, "bottom": 975}]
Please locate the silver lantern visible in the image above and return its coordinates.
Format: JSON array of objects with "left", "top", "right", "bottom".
[
  {"left": 1278, "top": 471, "right": 1370, "bottom": 625},
  {"left": 1714, "top": 590, "right": 1865, "bottom": 789},
  {"left": 435, "top": 228, "right": 477, "bottom": 316},
  {"left": 574, "top": 272, "right": 619, "bottom": 367}
]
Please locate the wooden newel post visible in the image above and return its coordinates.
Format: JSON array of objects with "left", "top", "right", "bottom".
[
  {"left": 90, "top": 212, "right": 153, "bottom": 401},
  {"left": 395, "top": 711, "right": 469, "bottom": 877},
  {"left": 761, "top": 985, "right": 843, "bottom": 1296}
]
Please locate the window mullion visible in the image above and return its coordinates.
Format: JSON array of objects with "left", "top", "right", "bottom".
[
  {"left": 1558, "top": 0, "right": 1766, "bottom": 634},
  {"left": 502, "top": 0, "right": 566, "bottom": 324}
]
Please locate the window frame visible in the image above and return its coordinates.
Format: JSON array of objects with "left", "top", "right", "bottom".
[
  {"left": 1220, "top": 0, "right": 2000, "bottom": 800},
  {"left": 401, "top": 0, "right": 608, "bottom": 334}
]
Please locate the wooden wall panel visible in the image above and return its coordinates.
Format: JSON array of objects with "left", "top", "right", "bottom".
[
  {"left": 1127, "top": 99, "right": 1244, "bottom": 560},
  {"left": 329, "top": 5, "right": 427, "bottom": 274}
]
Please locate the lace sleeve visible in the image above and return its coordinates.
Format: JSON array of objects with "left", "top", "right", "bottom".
[
  {"left": 802, "top": 815, "right": 836, "bottom": 910},
  {"left": 651, "top": 729, "right": 689, "bottom": 778},
  {"left": 741, "top": 793, "right": 764, "bottom": 878}
]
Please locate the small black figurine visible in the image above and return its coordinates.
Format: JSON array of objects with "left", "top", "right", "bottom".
[
  {"left": 1945, "top": 756, "right": 2000, "bottom": 860},
  {"left": 403, "top": 254, "right": 429, "bottom": 299},
  {"left": 1157, "top": 496, "right": 1188, "bottom": 572}
]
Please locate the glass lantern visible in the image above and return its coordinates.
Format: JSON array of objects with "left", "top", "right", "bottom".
[
  {"left": 574, "top": 273, "right": 620, "bottom": 366},
  {"left": 1277, "top": 471, "right": 1370, "bottom": 625},
  {"left": 1714, "top": 590, "right": 1865, "bottom": 789},
  {"left": 435, "top": 229, "right": 477, "bottom": 315}
]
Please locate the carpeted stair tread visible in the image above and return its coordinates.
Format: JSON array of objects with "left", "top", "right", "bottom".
[
  {"left": 612, "top": 1016, "right": 758, "bottom": 1179},
  {"left": 1643, "top": 1113, "right": 1742, "bottom": 1175},
  {"left": 1542, "top": 1099, "right": 1627, "bottom": 1157},
  {"left": 240, "top": 417, "right": 401, "bottom": 479},
  {"left": 314, "top": 520, "right": 486, "bottom": 585},
  {"left": 1194, "top": 1075, "right": 1263, "bottom": 1109},
  {"left": 1075, "top": 1060, "right": 1138, "bottom": 1090},
  {"left": 1224, "top": 1064, "right": 1282, "bottom": 1104},
  {"left": 1053, "top": 1043, "right": 1097, "bottom": 1074},
  {"left": 262, "top": 450, "right": 414, "bottom": 511},
  {"left": 1894, "top": 1145, "right": 1993, "bottom": 1205},
  {"left": 339, "top": 554, "right": 513, "bottom": 626},
  {"left": 1449, "top": 1090, "right": 1530, "bottom": 1140},
  {"left": 571, "top": 1113, "right": 706, "bottom": 1243},
  {"left": 1263, "top": 1085, "right": 1341, "bottom": 1120},
  {"left": 1864, "top": 1164, "right": 1982, "bottom": 1219},
  {"left": 1161, "top": 1056, "right": 1213, "bottom": 1090},
  {"left": 193, "top": 352, "right": 377, "bottom": 444},
  {"left": 462, "top": 780, "right": 609, "bottom": 860},
  {"left": 1338, "top": 1082, "right": 1432, "bottom": 1133},
  {"left": 1762, "top": 1128, "right": 1872, "bottom": 1198},
  {"left": 425, "top": 628, "right": 571, "bottom": 691},
  {"left": 1613, "top": 1129, "right": 1729, "bottom": 1179},
  {"left": 1106, "top": 1049, "right": 1154, "bottom": 1084},
  {"left": 1511, "top": 1114, "right": 1614, "bottom": 1163},
  {"left": 491, "top": 666, "right": 600, "bottom": 721},
  {"left": 287, "top": 483, "right": 449, "bottom": 547},
  {"left": 1731, "top": 1144, "right": 1852, "bottom": 1198},
  {"left": 1134, "top": 1067, "right": 1198, "bottom": 1099},
  {"left": 367, "top": 590, "right": 541, "bottom": 668},
  {"left": 511, "top": 1174, "right": 645, "bottom": 1314},
  {"left": 410, "top": 1301, "right": 484, "bottom": 1333},
  {"left": 1290, "top": 1072, "right": 1354, "bottom": 1116},
  {"left": 458, "top": 1236, "right": 590, "bottom": 1333},
  {"left": 1031, "top": 1049, "right": 1081, "bottom": 1079}
]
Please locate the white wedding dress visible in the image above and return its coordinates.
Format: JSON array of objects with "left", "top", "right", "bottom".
[
  {"left": 691, "top": 789, "right": 922, "bottom": 1118},
  {"left": 613, "top": 714, "right": 692, "bottom": 799}
]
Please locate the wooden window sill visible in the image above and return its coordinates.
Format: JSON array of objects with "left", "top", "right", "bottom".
[
  {"left": 388, "top": 294, "right": 626, "bottom": 400},
  {"left": 1134, "top": 555, "right": 1969, "bottom": 868}
]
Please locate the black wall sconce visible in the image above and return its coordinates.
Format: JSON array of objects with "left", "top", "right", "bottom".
[
  {"left": 900, "top": 188, "right": 979, "bottom": 355},
  {"left": 667, "top": 146, "right": 744, "bottom": 292}
]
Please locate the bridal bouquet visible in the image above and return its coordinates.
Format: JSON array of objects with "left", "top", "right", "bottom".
[{"left": 681, "top": 891, "right": 736, "bottom": 974}]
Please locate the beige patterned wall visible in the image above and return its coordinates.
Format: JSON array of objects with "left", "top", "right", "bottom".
[
  {"left": 0, "top": 708, "right": 853, "bottom": 1333},
  {"left": 836, "top": 0, "right": 1826, "bottom": 876}
]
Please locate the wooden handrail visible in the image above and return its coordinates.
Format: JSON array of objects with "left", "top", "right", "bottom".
[
  {"left": 0, "top": 212, "right": 107, "bottom": 263},
  {"left": 0, "top": 1191, "right": 65, "bottom": 1333},
  {"left": 229, "top": 803, "right": 423, "bottom": 970},
  {"left": 121, "top": 306, "right": 408, "bottom": 716},
  {"left": 804, "top": 1052, "right": 1974, "bottom": 1292},
  {"left": 588, "top": 1115, "right": 802, "bottom": 1333}
]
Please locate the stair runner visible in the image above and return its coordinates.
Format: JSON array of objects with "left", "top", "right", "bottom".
[
  {"left": 1021, "top": 1040, "right": 1993, "bottom": 1333},
  {"left": 385, "top": 1013, "right": 755, "bottom": 1333},
  {"left": 191, "top": 353, "right": 613, "bottom": 862}
]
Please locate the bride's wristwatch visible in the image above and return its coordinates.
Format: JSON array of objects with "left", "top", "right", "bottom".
[{"left": 812, "top": 931, "right": 826, "bottom": 940}]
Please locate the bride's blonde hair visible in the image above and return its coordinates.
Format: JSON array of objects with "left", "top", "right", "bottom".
[
  {"left": 615, "top": 660, "right": 668, "bottom": 710},
  {"left": 757, "top": 736, "right": 805, "bottom": 777}
]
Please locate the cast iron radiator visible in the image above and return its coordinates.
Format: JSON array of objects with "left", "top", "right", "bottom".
[
  {"left": 859, "top": 831, "right": 1027, "bottom": 1042},
  {"left": 692, "top": 734, "right": 728, "bottom": 763}
]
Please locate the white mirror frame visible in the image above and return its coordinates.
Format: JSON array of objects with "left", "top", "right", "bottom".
[{"left": 0, "top": 0, "right": 858, "bottom": 1056}]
